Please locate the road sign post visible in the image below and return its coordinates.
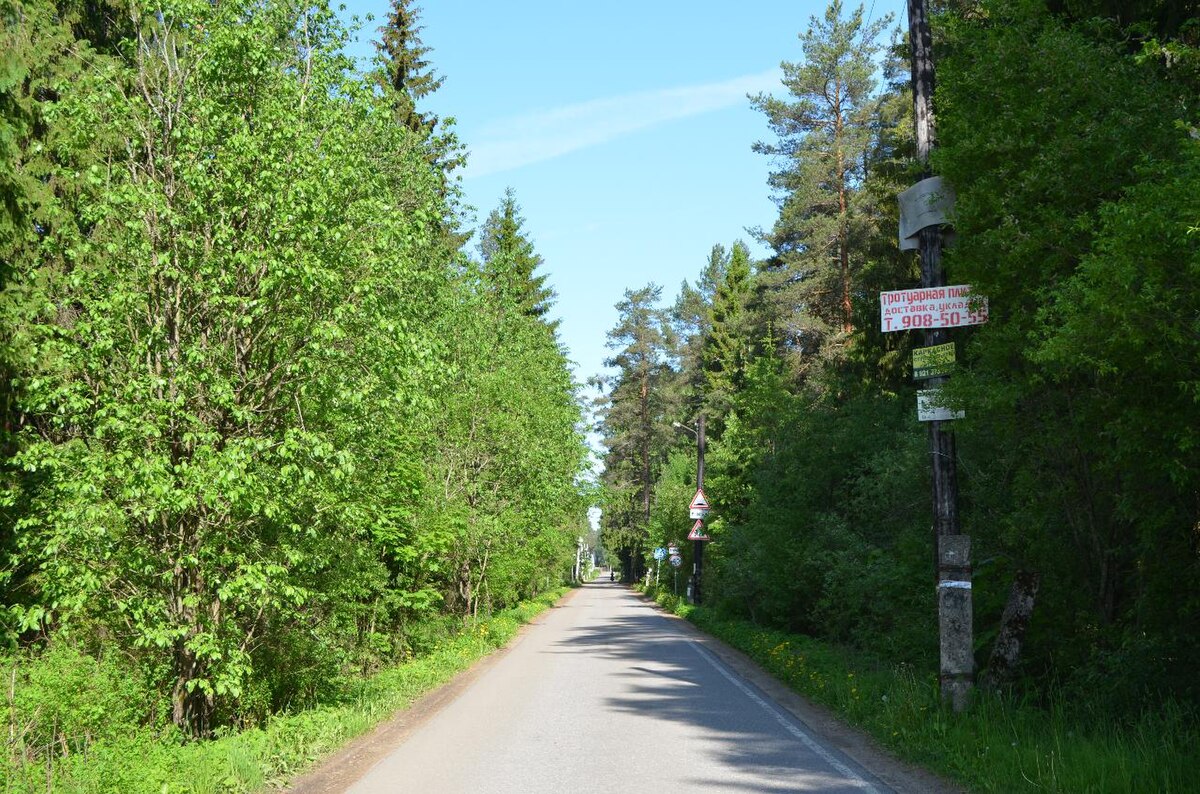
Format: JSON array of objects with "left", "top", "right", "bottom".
[{"left": 692, "top": 415, "right": 706, "bottom": 604}]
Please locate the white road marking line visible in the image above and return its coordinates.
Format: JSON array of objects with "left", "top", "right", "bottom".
[{"left": 690, "top": 642, "right": 884, "bottom": 793}]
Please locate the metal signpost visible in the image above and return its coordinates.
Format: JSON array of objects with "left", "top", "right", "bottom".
[{"left": 674, "top": 415, "right": 713, "bottom": 604}]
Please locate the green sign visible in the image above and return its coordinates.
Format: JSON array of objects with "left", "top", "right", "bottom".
[{"left": 913, "top": 343, "right": 956, "bottom": 380}]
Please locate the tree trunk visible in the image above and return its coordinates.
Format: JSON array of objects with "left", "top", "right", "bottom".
[
  {"left": 982, "top": 570, "right": 1040, "bottom": 692},
  {"left": 836, "top": 146, "right": 852, "bottom": 334}
]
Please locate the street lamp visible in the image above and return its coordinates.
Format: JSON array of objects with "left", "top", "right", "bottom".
[{"left": 672, "top": 415, "right": 706, "bottom": 604}]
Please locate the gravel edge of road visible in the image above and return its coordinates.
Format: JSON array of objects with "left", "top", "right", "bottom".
[
  {"left": 284, "top": 587, "right": 585, "bottom": 794},
  {"left": 640, "top": 591, "right": 966, "bottom": 794}
]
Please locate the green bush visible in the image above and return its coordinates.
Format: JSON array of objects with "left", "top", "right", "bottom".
[{"left": 2, "top": 642, "right": 156, "bottom": 760}]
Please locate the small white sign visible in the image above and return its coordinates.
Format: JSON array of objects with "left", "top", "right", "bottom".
[
  {"left": 689, "top": 507, "right": 710, "bottom": 520},
  {"left": 918, "top": 389, "right": 965, "bottom": 422},
  {"left": 880, "top": 285, "right": 988, "bottom": 333}
]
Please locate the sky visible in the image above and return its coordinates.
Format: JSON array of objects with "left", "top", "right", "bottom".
[{"left": 340, "top": 0, "right": 907, "bottom": 392}]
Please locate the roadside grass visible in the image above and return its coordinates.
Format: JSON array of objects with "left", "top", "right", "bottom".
[
  {"left": 2, "top": 589, "right": 567, "bottom": 793},
  {"left": 638, "top": 585, "right": 1198, "bottom": 794}
]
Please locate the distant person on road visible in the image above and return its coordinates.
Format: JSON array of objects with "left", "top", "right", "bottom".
[{"left": 609, "top": 570, "right": 615, "bottom": 582}]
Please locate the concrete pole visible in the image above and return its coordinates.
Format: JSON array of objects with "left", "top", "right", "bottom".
[{"left": 906, "top": 0, "right": 973, "bottom": 712}]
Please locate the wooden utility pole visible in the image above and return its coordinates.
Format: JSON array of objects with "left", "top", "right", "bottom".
[{"left": 906, "top": 0, "right": 973, "bottom": 712}]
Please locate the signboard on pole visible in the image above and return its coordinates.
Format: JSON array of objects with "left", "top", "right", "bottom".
[
  {"left": 653, "top": 547, "right": 667, "bottom": 561},
  {"left": 880, "top": 285, "right": 988, "bottom": 333},
  {"left": 687, "top": 520, "right": 710, "bottom": 541},
  {"left": 913, "top": 342, "right": 956, "bottom": 380},
  {"left": 918, "top": 389, "right": 965, "bottom": 422},
  {"left": 898, "top": 176, "right": 956, "bottom": 251},
  {"left": 689, "top": 507, "right": 710, "bottom": 520},
  {"left": 689, "top": 488, "right": 710, "bottom": 511},
  {"left": 669, "top": 556, "right": 682, "bottom": 568},
  {"left": 667, "top": 544, "right": 679, "bottom": 557}
]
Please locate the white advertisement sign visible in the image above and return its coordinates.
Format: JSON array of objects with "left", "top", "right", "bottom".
[
  {"left": 880, "top": 285, "right": 988, "bottom": 333},
  {"left": 918, "top": 389, "right": 965, "bottom": 422}
]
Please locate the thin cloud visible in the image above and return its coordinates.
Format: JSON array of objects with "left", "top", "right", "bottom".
[{"left": 465, "top": 68, "right": 781, "bottom": 178}]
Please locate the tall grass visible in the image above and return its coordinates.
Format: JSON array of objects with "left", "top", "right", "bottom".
[
  {"left": 641, "top": 585, "right": 1198, "bottom": 793},
  {"left": 2, "top": 589, "right": 566, "bottom": 793}
]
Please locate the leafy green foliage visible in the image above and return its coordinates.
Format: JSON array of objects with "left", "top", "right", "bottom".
[
  {"left": 935, "top": 0, "right": 1200, "bottom": 707},
  {"left": 0, "top": 0, "right": 587, "bottom": 754},
  {"left": 478, "top": 188, "right": 558, "bottom": 324},
  {"left": 593, "top": 284, "right": 675, "bottom": 580}
]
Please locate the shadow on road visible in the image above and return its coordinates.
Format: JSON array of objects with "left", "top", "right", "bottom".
[{"left": 547, "top": 586, "right": 882, "bottom": 793}]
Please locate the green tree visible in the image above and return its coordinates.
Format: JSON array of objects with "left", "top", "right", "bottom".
[
  {"left": 478, "top": 188, "right": 557, "bottom": 325},
  {"left": 702, "top": 241, "right": 759, "bottom": 422},
  {"left": 374, "top": 0, "right": 465, "bottom": 212},
  {"left": 935, "top": 0, "right": 1199, "bottom": 706},
  {"left": 3, "top": 0, "right": 454, "bottom": 734},
  {"left": 667, "top": 244, "right": 727, "bottom": 426},
  {"left": 0, "top": 0, "right": 106, "bottom": 643},
  {"left": 752, "top": 0, "right": 892, "bottom": 361},
  {"left": 593, "top": 285, "right": 674, "bottom": 580},
  {"left": 376, "top": 0, "right": 444, "bottom": 136}
]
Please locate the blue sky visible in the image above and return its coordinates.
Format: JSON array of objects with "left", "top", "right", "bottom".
[{"left": 341, "top": 0, "right": 906, "bottom": 391}]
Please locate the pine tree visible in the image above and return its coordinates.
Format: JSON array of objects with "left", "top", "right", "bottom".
[
  {"left": 478, "top": 188, "right": 557, "bottom": 326},
  {"left": 593, "top": 285, "right": 673, "bottom": 580},
  {"left": 752, "top": 0, "right": 891, "bottom": 356}
]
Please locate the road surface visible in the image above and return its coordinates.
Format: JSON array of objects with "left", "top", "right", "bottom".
[{"left": 316, "top": 580, "right": 913, "bottom": 793}]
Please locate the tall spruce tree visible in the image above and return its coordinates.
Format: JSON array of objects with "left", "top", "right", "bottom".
[
  {"left": 668, "top": 244, "right": 727, "bottom": 422},
  {"left": 702, "top": 241, "right": 758, "bottom": 423},
  {"left": 376, "top": 0, "right": 444, "bottom": 135},
  {"left": 375, "top": 0, "right": 464, "bottom": 206},
  {"left": 478, "top": 188, "right": 557, "bottom": 326},
  {"left": 752, "top": 0, "right": 891, "bottom": 362}
]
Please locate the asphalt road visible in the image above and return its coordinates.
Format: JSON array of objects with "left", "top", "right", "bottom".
[{"left": 339, "top": 580, "right": 896, "bottom": 793}]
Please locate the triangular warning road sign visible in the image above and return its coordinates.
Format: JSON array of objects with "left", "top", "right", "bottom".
[
  {"left": 689, "top": 488, "right": 710, "bottom": 510},
  {"left": 687, "top": 519, "right": 710, "bottom": 541}
]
